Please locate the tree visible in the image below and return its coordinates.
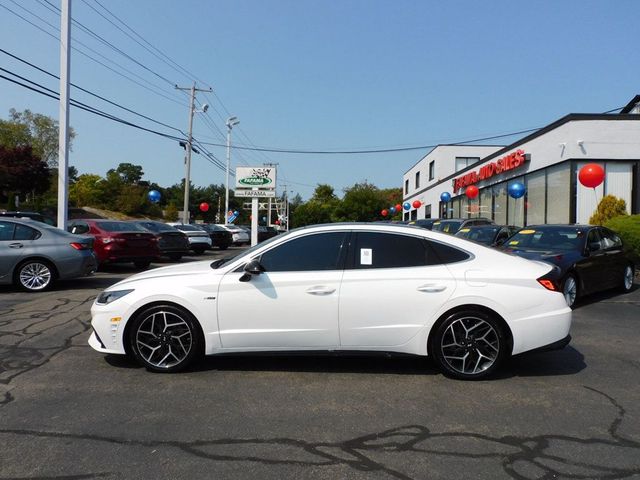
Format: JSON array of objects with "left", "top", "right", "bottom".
[
  {"left": 3, "top": 109, "right": 76, "bottom": 168},
  {"left": 0, "top": 145, "right": 51, "bottom": 206},
  {"left": 69, "top": 174, "right": 105, "bottom": 207},
  {"left": 334, "top": 181, "right": 386, "bottom": 222},
  {"left": 108, "top": 162, "right": 144, "bottom": 184},
  {"left": 164, "top": 203, "right": 179, "bottom": 222},
  {"left": 291, "top": 184, "right": 340, "bottom": 227},
  {"left": 589, "top": 195, "right": 628, "bottom": 225}
]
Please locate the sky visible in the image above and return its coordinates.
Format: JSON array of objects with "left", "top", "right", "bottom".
[{"left": 0, "top": 0, "right": 638, "bottom": 201}]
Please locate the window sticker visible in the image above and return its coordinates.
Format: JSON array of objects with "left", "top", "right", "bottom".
[
  {"left": 509, "top": 240, "right": 519, "bottom": 245},
  {"left": 360, "top": 248, "right": 373, "bottom": 265},
  {"left": 459, "top": 228, "right": 470, "bottom": 233},
  {"left": 519, "top": 230, "right": 535, "bottom": 234}
]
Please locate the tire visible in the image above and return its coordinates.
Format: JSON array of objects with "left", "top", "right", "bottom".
[
  {"left": 128, "top": 304, "right": 203, "bottom": 373},
  {"left": 15, "top": 259, "right": 55, "bottom": 292},
  {"left": 621, "top": 264, "right": 634, "bottom": 293},
  {"left": 562, "top": 273, "right": 578, "bottom": 308},
  {"left": 168, "top": 254, "right": 183, "bottom": 261},
  {"left": 430, "top": 310, "right": 507, "bottom": 380},
  {"left": 134, "top": 261, "right": 151, "bottom": 269}
]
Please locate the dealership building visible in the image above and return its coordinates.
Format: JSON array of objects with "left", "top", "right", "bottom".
[{"left": 402, "top": 95, "right": 640, "bottom": 226}]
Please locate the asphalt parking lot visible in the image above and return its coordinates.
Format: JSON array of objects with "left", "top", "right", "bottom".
[{"left": 0, "top": 251, "right": 639, "bottom": 480}]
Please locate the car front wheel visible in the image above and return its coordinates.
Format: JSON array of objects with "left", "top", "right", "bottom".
[
  {"left": 621, "top": 264, "right": 634, "bottom": 293},
  {"left": 563, "top": 274, "right": 578, "bottom": 308},
  {"left": 430, "top": 310, "right": 507, "bottom": 380},
  {"left": 128, "top": 305, "right": 202, "bottom": 373},
  {"left": 16, "top": 260, "right": 54, "bottom": 292}
]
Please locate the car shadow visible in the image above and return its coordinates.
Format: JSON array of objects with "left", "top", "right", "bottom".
[
  {"left": 573, "top": 282, "right": 639, "bottom": 308},
  {"left": 104, "top": 345, "right": 586, "bottom": 379}
]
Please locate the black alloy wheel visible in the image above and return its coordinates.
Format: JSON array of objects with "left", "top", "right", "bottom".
[
  {"left": 431, "top": 310, "right": 507, "bottom": 380},
  {"left": 129, "top": 304, "right": 203, "bottom": 373}
]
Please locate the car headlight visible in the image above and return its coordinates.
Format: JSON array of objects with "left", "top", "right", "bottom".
[{"left": 96, "top": 289, "right": 134, "bottom": 305}]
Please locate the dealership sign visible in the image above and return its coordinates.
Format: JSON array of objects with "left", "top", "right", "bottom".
[
  {"left": 235, "top": 167, "right": 276, "bottom": 190},
  {"left": 452, "top": 150, "right": 529, "bottom": 193}
]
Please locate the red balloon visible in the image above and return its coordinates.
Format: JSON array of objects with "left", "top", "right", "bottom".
[
  {"left": 465, "top": 185, "right": 479, "bottom": 199},
  {"left": 381, "top": 209, "right": 389, "bottom": 217},
  {"left": 274, "top": 220, "right": 280, "bottom": 225},
  {"left": 578, "top": 163, "right": 605, "bottom": 188},
  {"left": 412, "top": 200, "right": 421, "bottom": 209},
  {"left": 199, "top": 202, "right": 209, "bottom": 212},
  {"left": 394, "top": 204, "right": 402, "bottom": 212}
]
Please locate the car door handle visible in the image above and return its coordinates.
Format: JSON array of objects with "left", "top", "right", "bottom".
[
  {"left": 306, "top": 286, "right": 336, "bottom": 296},
  {"left": 9, "top": 243, "right": 23, "bottom": 249},
  {"left": 417, "top": 284, "right": 447, "bottom": 293}
]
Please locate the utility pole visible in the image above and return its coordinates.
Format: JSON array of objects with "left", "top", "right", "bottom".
[
  {"left": 57, "top": 0, "right": 71, "bottom": 230},
  {"left": 225, "top": 116, "right": 239, "bottom": 225},
  {"left": 175, "top": 82, "right": 211, "bottom": 224},
  {"left": 263, "top": 162, "right": 279, "bottom": 225}
]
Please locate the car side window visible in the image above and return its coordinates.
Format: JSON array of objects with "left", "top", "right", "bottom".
[
  {"left": 0, "top": 221, "right": 15, "bottom": 241},
  {"left": 587, "top": 229, "right": 603, "bottom": 251},
  {"left": 352, "top": 232, "right": 430, "bottom": 269},
  {"left": 599, "top": 228, "right": 622, "bottom": 249},
  {"left": 427, "top": 240, "right": 471, "bottom": 264},
  {"left": 259, "top": 232, "right": 347, "bottom": 272},
  {"left": 14, "top": 224, "right": 40, "bottom": 241}
]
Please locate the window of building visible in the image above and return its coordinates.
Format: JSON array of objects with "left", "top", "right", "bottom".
[
  {"left": 493, "top": 184, "right": 507, "bottom": 225},
  {"left": 479, "top": 188, "right": 493, "bottom": 220},
  {"left": 429, "top": 161, "right": 435, "bottom": 180},
  {"left": 526, "top": 170, "right": 545, "bottom": 225},
  {"left": 507, "top": 177, "right": 525, "bottom": 227},
  {"left": 260, "top": 232, "right": 347, "bottom": 272},
  {"left": 424, "top": 204, "right": 432, "bottom": 219},
  {"left": 546, "top": 164, "right": 571, "bottom": 224},
  {"left": 415, "top": 171, "right": 420, "bottom": 189},
  {"left": 404, "top": 179, "right": 409, "bottom": 194},
  {"left": 455, "top": 157, "right": 480, "bottom": 172}
]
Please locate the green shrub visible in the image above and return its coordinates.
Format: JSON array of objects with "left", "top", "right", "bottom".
[
  {"left": 590, "top": 195, "right": 627, "bottom": 225},
  {"left": 605, "top": 214, "right": 640, "bottom": 263}
]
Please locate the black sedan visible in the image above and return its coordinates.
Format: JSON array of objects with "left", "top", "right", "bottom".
[
  {"left": 130, "top": 221, "right": 190, "bottom": 261},
  {"left": 195, "top": 224, "right": 233, "bottom": 250},
  {"left": 455, "top": 225, "right": 519, "bottom": 246},
  {"left": 500, "top": 224, "right": 635, "bottom": 307}
]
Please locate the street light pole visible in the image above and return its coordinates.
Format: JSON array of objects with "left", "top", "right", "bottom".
[
  {"left": 175, "top": 82, "right": 211, "bottom": 224},
  {"left": 57, "top": 0, "right": 71, "bottom": 229},
  {"left": 225, "top": 116, "right": 239, "bottom": 225}
]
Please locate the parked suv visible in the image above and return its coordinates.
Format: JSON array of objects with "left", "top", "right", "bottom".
[
  {"left": 68, "top": 219, "right": 160, "bottom": 268},
  {"left": 129, "top": 220, "right": 190, "bottom": 260},
  {"left": 432, "top": 217, "right": 494, "bottom": 234}
]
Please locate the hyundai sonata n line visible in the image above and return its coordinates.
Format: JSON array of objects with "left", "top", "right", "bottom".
[{"left": 89, "top": 223, "right": 572, "bottom": 380}]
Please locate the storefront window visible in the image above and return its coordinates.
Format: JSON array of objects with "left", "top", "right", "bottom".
[
  {"left": 450, "top": 197, "right": 461, "bottom": 219},
  {"left": 479, "top": 187, "right": 493, "bottom": 220},
  {"left": 526, "top": 170, "right": 546, "bottom": 225},
  {"left": 493, "top": 184, "right": 507, "bottom": 225},
  {"left": 507, "top": 177, "right": 525, "bottom": 226},
  {"left": 546, "top": 164, "right": 571, "bottom": 224}
]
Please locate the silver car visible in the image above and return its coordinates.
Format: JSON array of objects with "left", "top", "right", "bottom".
[
  {"left": 0, "top": 218, "right": 97, "bottom": 292},
  {"left": 167, "top": 223, "right": 212, "bottom": 255}
]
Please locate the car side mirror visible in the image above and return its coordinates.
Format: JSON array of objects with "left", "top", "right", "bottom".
[{"left": 239, "top": 258, "right": 265, "bottom": 282}]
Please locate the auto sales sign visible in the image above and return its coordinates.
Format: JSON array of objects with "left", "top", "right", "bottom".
[
  {"left": 235, "top": 167, "right": 277, "bottom": 190},
  {"left": 452, "top": 150, "right": 529, "bottom": 194}
]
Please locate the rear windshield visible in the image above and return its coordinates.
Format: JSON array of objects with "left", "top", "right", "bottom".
[{"left": 99, "top": 222, "right": 148, "bottom": 232}]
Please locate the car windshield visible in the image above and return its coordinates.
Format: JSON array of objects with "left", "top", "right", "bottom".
[
  {"left": 433, "top": 220, "right": 463, "bottom": 233},
  {"left": 456, "top": 226, "right": 500, "bottom": 244},
  {"left": 506, "top": 227, "right": 584, "bottom": 251},
  {"left": 99, "top": 221, "right": 148, "bottom": 232}
]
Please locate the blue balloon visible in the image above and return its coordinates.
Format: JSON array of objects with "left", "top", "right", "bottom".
[
  {"left": 234, "top": 210, "right": 239, "bottom": 216},
  {"left": 147, "top": 190, "right": 161, "bottom": 203},
  {"left": 508, "top": 182, "right": 526, "bottom": 199},
  {"left": 403, "top": 202, "right": 411, "bottom": 211},
  {"left": 440, "top": 192, "right": 451, "bottom": 202},
  {"left": 389, "top": 206, "right": 396, "bottom": 214}
]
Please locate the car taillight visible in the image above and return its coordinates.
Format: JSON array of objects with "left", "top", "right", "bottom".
[
  {"left": 537, "top": 277, "right": 558, "bottom": 291},
  {"left": 150, "top": 237, "right": 159, "bottom": 242},
  {"left": 70, "top": 242, "right": 89, "bottom": 250}
]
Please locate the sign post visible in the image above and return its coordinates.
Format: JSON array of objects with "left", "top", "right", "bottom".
[{"left": 235, "top": 167, "right": 277, "bottom": 246}]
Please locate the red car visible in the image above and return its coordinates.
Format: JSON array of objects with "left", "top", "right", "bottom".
[{"left": 68, "top": 219, "right": 160, "bottom": 268}]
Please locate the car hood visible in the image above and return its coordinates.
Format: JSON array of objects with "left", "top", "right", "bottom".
[{"left": 108, "top": 261, "right": 220, "bottom": 289}]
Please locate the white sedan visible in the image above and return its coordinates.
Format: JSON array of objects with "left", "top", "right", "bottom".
[{"left": 89, "top": 223, "right": 571, "bottom": 380}]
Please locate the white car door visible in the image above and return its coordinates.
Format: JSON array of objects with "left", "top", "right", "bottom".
[
  {"left": 217, "top": 231, "right": 348, "bottom": 349},
  {"left": 339, "top": 231, "right": 458, "bottom": 347}
]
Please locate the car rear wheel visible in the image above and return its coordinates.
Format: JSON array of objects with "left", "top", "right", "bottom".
[
  {"left": 129, "top": 304, "right": 202, "bottom": 373},
  {"left": 15, "top": 260, "right": 54, "bottom": 292},
  {"left": 621, "top": 264, "right": 634, "bottom": 293},
  {"left": 430, "top": 310, "right": 507, "bottom": 380},
  {"left": 562, "top": 274, "right": 578, "bottom": 308}
]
